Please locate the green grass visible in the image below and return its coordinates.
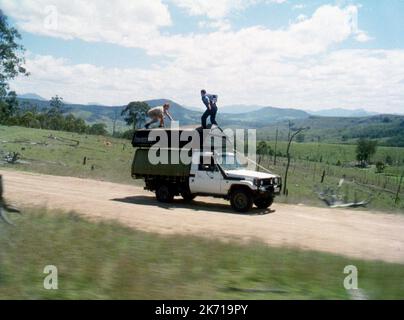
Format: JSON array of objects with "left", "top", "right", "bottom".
[
  {"left": 257, "top": 140, "right": 404, "bottom": 212},
  {"left": 0, "top": 125, "right": 136, "bottom": 184},
  {"left": 1, "top": 208, "right": 403, "bottom": 299},
  {"left": 264, "top": 140, "right": 404, "bottom": 166}
]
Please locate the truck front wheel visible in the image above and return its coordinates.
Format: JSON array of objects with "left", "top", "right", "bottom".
[
  {"left": 230, "top": 189, "right": 253, "bottom": 213},
  {"left": 156, "top": 185, "right": 174, "bottom": 203},
  {"left": 254, "top": 195, "right": 274, "bottom": 209}
]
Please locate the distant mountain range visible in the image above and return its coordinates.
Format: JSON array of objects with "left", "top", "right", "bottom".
[
  {"left": 18, "top": 93, "right": 47, "bottom": 101},
  {"left": 308, "top": 108, "right": 378, "bottom": 118},
  {"left": 220, "top": 105, "right": 379, "bottom": 117},
  {"left": 219, "top": 105, "right": 264, "bottom": 114},
  {"left": 14, "top": 94, "right": 404, "bottom": 146},
  {"left": 16, "top": 95, "right": 312, "bottom": 128}
]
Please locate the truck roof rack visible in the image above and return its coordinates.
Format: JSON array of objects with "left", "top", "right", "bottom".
[{"left": 131, "top": 127, "right": 228, "bottom": 150}]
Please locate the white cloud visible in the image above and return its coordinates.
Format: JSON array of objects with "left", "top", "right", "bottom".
[
  {"left": 0, "top": 0, "right": 172, "bottom": 46},
  {"left": 296, "top": 14, "right": 307, "bottom": 22},
  {"left": 1, "top": 1, "right": 363, "bottom": 56},
  {"left": 198, "top": 19, "right": 232, "bottom": 31},
  {"left": 293, "top": 4, "right": 306, "bottom": 10},
  {"left": 169, "top": 0, "right": 285, "bottom": 19},
  {"left": 169, "top": 0, "right": 250, "bottom": 19},
  {"left": 355, "top": 31, "right": 373, "bottom": 43},
  {"left": 3, "top": 2, "right": 401, "bottom": 112},
  {"left": 12, "top": 48, "right": 404, "bottom": 113}
]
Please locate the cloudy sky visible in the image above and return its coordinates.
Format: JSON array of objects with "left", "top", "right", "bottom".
[{"left": 1, "top": 0, "right": 404, "bottom": 112}]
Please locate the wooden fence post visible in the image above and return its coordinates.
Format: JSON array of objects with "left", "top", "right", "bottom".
[
  {"left": 395, "top": 172, "right": 404, "bottom": 204},
  {"left": 321, "top": 170, "right": 326, "bottom": 183}
]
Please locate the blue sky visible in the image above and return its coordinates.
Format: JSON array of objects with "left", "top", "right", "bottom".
[{"left": 1, "top": 0, "right": 404, "bottom": 112}]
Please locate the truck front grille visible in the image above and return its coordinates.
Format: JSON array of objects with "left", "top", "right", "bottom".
[{"left": 261, "top": 177, "right": 281, "bottom": 186}]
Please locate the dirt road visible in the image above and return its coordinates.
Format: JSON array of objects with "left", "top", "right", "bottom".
[{"left": 1, "top": 169, "right": 404, "bottom": 264}]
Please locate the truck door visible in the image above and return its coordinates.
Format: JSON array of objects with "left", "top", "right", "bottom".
[{"left": 189, "top": 156, "right": 222, "bottom": 194}]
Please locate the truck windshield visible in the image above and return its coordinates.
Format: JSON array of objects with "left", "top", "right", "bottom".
[{"left": 217, "top": 154, "right": 247, "bottom": 171}]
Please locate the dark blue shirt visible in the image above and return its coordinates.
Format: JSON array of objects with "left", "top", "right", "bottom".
[{"left": 201, "top": 95, "right": 210, "bottom": 109}]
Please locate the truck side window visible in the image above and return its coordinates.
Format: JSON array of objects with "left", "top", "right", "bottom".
[{"left": 199, "top": 156, "right": 217, "bottom": 171}]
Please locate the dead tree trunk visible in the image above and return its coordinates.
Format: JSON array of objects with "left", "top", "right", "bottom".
[{"left": 283, "top": 127, "right": 307, "bottom": 196}]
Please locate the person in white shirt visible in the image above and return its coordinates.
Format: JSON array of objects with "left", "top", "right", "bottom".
[{"left": 145, "top": 103, "right": 174, "bottom": 129}]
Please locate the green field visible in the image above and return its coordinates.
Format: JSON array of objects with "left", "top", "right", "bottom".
[
  {"left": 0, "top": 125, "right": 136, "bottom": 184},
  {"left": 1, "top": 208, "right": 403, "bottom": 299},
  {"left": 1, "top": 125, "right": 403, "bottom": 212},
  {"left": 256, "top": 140, "right": 404, "bottom": 212},
  {"left": 264, "top": 141, "right": 404, "bottom": 167}
]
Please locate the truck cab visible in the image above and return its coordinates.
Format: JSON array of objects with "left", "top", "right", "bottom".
[{"left": 188, "top": 151, "right": 281, "bottom": 212}]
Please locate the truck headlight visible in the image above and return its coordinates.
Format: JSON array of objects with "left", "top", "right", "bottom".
[{"left": 253, "top": 178, "right": 260, "bottom": 186}]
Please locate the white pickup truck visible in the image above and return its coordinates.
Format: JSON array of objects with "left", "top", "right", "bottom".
[{"left": 131, "top": 129, "right": 282, "bottom": 212}]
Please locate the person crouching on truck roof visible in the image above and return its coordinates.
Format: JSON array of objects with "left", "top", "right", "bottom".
[
  {"left": 201, "top": 89, "right": 218, "bottom": 129},
  {"left": 144, "top": 103, "right": 174, "bottom": 129}
]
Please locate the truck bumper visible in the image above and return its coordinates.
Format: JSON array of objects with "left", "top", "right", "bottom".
[{"left": 257, "top": 185, "right": 282, "bottom": 196}]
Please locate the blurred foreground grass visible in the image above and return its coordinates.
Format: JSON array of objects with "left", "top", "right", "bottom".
[{"left": 0, "top": 208, "right": 403, "bottom": 300}]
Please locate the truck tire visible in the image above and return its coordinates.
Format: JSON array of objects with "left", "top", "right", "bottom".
[
  {"left": 156, "top": 185, "right": 174, "bottom": 203},
  {"left": 181, "top": 191, "right": 196, "bottom": 202},
  {"left": 254, "top": 195, "right": 274, "bottom": 209},
  {"left": 230, "top": 189, "right": 253, "bottom": 213}
]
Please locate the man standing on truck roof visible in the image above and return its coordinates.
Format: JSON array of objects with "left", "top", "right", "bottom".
[
  {"left": 201, "top": 89, "right": 218, "bottom": 129},
  {"left": 145, "top": 103, "right": 174, "bottom": 129}
]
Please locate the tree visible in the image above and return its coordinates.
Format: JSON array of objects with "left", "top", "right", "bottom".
[
  {"left": 48, "top": 95, "right": 64, "bottom": 115},
  {"left": 121, "top": 101, "right": 149, "bottom": 130},
  {"left": 296, "top": 133, "right": 305, "bottom": 143},
  {"left": 375, "top": 161, "right": 385, "bottom": 173},
  {"left": 257, "top": 141, "right": 269, "bottom": 155},
  {"left": 0, "top": 90, "right": 19, "bottom": 122},
  {"left": 119, "top": 129, "right": 135, "bottom": 140},
  {"left": 385, "top": 155, "right": 393, "bottom": 166},
  {"left": 88, "top": 123, "right": 108, "bottom": 136},
  {"left": 356, "top": 138, "right": 377, "bottom": 167},
  {"left": 283, "top": 127, "right": 309, "bottom": 196},
  {"left": 257, "top": 141, "right": 271, "bottom": 165},
  {"left": 0, "top": 10, "right": 28, "bottom": 98}
]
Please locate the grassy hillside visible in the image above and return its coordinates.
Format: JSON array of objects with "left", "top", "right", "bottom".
[
  {"left": 17, "top": 98, "right": 404, "bottom": 146},
  {"left": 17, "top": 98, "right": 311, "bottom": 130},
  {"left": 1, "top": 208, "right": 403, "bottom": 299},
  {"left": 262, "top": 141, "right": 404, "bottom": 168},
  {"left": 258, "top": 115, "right": 404, "bottom": 147},
  {"left": 0, "top": 125, "right": 135, "bottom": 184}
]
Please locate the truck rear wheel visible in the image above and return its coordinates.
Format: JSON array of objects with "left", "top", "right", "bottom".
[
  {"left": 254, "top": 195, "right": 274, "bottom": 209},
  {"left": 181, "top": 191, "right": 196, "bottom": 202},
  {"left": 230, "top": 189, "right": 253, "bottom": 213},
  {"left": 156, "top": 185, "right": 174, "bottom": 203}
]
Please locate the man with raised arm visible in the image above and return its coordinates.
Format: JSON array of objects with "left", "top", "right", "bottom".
[{"left": 200, "top": 89, "right": 218, "bottom": 129}]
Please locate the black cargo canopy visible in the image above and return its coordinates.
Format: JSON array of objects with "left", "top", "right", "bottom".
[{"left": 132, "top": 127, "right": 228, "bottom": 150}]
